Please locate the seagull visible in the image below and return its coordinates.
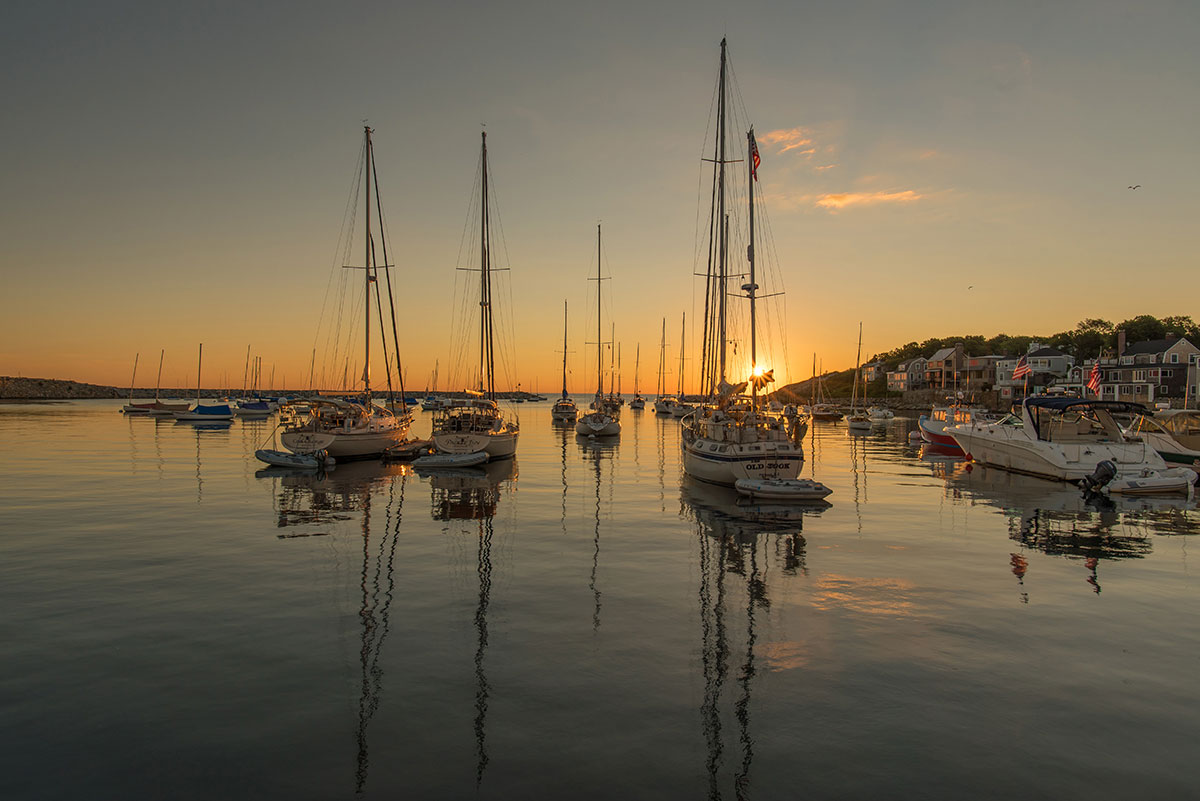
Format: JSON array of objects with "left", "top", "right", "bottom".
[
  {"left": 1128, "top": 185, "right": 1141, "bottom": 189},
  {"left": 967, "top": 285, "right": 974, "bottom": 290}
]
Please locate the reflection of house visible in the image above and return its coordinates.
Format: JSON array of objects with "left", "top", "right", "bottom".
[
  {"left": 1095, "top": 335, "right": 1199, "bottom": 404},
  {"left": 886, "top": 357, "right": 928, "bottom": 391},
  {"left": 997, "top": 345, "right": 1074, "bottom": 400}
]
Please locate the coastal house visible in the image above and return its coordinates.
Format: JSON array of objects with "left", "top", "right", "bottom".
[
  {"left": 961, "top": 355, "right": 1005, "bottom": 390},
  {"left": 1095, "top": 334, "right": 1199, "bottom": 404},
  {"left": 997, "top": 344, "right": 1075, "bottom": 400},
  {"left": 886, "top": 357, "right": 928, "bottom": 392},
  {"left": 863, "top": 361, "right": 887, "bottom": 383},
  {"left": 923, "top": 344, "right": 965, "bottom": 389}
]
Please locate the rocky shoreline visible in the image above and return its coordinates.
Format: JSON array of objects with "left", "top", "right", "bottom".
[{"left": 0, "top": 377, "right": 219, "bottom": 401}]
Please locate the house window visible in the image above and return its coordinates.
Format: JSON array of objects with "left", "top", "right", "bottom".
[
  {"left": 1134, "top": 370, "right": 1146, "bottom": 381},
  {"left": 1171, "top": 353, "right": 1179, "bottom": 363}
]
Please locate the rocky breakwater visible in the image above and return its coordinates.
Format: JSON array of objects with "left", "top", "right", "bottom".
[{"left": 0, "top": 377, "right": 123, "bottom": 400}]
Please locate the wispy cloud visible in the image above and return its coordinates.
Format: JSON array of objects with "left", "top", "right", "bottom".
[
  {"left": 758, "top": 127, "right": 816, "bottom": 155},
  {"left": 817, "top": 190, "right": 923, "bottom": 210}
]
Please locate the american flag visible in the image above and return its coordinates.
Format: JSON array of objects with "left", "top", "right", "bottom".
[
  {"left": 750, "top": 130, "right": 761, "bottom": 182},
  {"left": 1012, "top": 354, "right": 1031, "bottom": 379},
  {"left": 1087, "top": 361, "right": 1102, "bottom": 394}
]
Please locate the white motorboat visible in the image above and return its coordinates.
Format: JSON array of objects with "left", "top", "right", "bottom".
[
  {"left": 1125, "top": 410, "right": 1200, "bottom": 472},
  {"left": 735, "top": 477, "right": 833, "bottom": 501},
  {"left": 948, "top": 397, "right": 1194, "bottom": 493},
  {"left": 868, "top": 405, "right": 894, "bottom": 420}
]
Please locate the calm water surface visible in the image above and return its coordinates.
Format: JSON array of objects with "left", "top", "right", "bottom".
[{"left": 2, "top": 400, "right": 1198, "bottom": 799}]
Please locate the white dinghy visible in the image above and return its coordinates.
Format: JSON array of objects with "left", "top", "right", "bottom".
[
  {"left": 412, "top": 451, "right": 488, "bottom": 469},
  {"left": 255, "top": 449, "right": 335, "bottom": 470},
  {"left": 735, "top": 477, "right": 833, "bottom": 501}
]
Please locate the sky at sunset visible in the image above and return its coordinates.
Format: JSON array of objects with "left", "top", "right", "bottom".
[{"left": 2, "top": 1, "right": 1197, "bottom": 394}]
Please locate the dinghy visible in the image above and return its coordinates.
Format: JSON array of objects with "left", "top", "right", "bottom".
[
  {"left": 255, "top": 449, "right": 335, "bottom": 470},
  {"left": 412, "top": 451, "right": 488, "bottom": 469},
  {"left": 735, "top": 477, "right": 833, "bottom": 501}
]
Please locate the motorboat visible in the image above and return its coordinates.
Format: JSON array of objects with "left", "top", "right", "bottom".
[
  {"left": 868, "top": 405, "right": 894, "bottom": 420},
  {"left": 947, "top": 397, "right": 1193, "bottom": 493},
  {"left": 1125, "top": 409, "right": 1200, "bottom": 472},
  {"left": 918, "top": 403, "right": 992, "bottom": 453}
]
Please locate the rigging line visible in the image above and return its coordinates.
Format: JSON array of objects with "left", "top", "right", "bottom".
[
  {"left": 370, "top": 151, "right": 407, "bottom": 403},
  {"left": 369, "top": 235, "right": 395, "bottom": 403},
  {"left": 313, "top": 142, "right": 366, "bottom": 373}
]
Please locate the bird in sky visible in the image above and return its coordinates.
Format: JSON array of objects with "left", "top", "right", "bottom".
[{"left": 1128, "top": 185, "right": 1141, "bottom": 189}]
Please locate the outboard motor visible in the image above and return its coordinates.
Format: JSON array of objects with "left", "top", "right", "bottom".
[{"left": 1080, "top": 459, "right": 1117, "bottom": 493}]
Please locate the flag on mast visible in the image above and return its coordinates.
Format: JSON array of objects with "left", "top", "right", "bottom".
[
  {"left": 1087, "top": 361, "right": 1102, "bottom": 394},
  {"left": 1011, "top": 354, "right": 1031, "bottom": 379},
  {"left": 750, "top": 130, "right": 761, "bottom": 182}
]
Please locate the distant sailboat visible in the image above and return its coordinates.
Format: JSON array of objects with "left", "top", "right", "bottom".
[
  {"left": 174, "top": 343, "right": 234, "bottom": 421},
  {"left": 653, "top": 317, "right": 677, "bottom": 415},
  {"left": 576, "top": 224, "right": 621, "bottom": 437},
  {"left": 629, "top": 343, "right": 645, "bottom": 409},
  {"left": 847, "top": 323, "right": 872, "bottom": 431},
  {"left": 551, "top": 301, "right": 578, "bottom": 424},
  {"left": 670, "top": 312, "right": 694, "bottom": 418}
]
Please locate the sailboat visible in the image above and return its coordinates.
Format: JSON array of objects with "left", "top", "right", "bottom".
[
  {"left": 653, "top": 317, "right": 678, "bottom": 415},
  {"left": 551, "top": 301, "right": 579, "bottom": 424},
  {"left": 576, "top": 224, "right": 621, "bottom": 437},
  {"left": 280, "top": 126, "right": 411, "bottom": 458},
  {"left": 142, "top": 350, "right": 190, "bottom": 415},
  {"left": 670, "top": 312, "right": 695, "bottom": 417},
  {"left": 429, "top": 131, "right": 519, "bottom": 460},
  {"left": 680, "top": 39, "right": 805, "bottom": 486},
  {"left": 629, "top": 343, "right": 645, "bottom": 409},
  {"left": 809, "top": 355, "right": 844, "bottom": 421},
  {"left": 173, "top": 343, "right": 234, "bottom": 421},
  {"left": 846, "top": 323, "right": 872, "bottom": 431}
]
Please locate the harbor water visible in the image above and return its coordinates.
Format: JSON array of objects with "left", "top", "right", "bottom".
[{"left": 2, "top": 400, "right": 1198, "bottom": 799}]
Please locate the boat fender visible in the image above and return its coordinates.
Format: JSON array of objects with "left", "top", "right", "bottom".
[{"left": 1080, "top": 459, "right": 1117, "bottom": 493}]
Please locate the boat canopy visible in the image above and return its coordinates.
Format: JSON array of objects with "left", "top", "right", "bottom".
[{"left": 1024, "top": 397, "right": 1148, "bottom": 414}]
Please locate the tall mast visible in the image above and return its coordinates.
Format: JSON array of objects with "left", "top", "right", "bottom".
[
  {"left": 242, "top": 345, "right": 250, "bottom": 399},
  {"left": 634, "top": 343, "right": 640, "bottom": 395},
  {"left": 154, "top": 349, "right": 164, "bottom": 402},
  {"left": 480, "top": 131, "right": 495, "bottom": 400},
  {"left": 747, "top": 128, "right": 758, "bottom": 408},
  {"left": 596, "top": 224, "right": 603, "bottom": 397},
  {"left": 128, "top": 352, "right": 139, "bottom": 403},
  {"left": 716, "top": 38, "right": 728, "bottom": 391},
  {"left": 561, "top": 300, "right": 569, "bottom": 398},
  {"left": 363, "top": 126, "right": 372, "bottom": 400},
  {"left": 678, "top": 312, "right": 686, "bottom": 396},
  {"left": 852, "top": 322, "right": 863, "bottom": 411},
  {"left": 658, "top": 317, "right": 666, "bottom": 396},
  {"left": 196, "top": 343, "right": 203, "bottom": 402}
]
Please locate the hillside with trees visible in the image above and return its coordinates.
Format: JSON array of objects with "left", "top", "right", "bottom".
[{"left": 868, "top": 315, "right": 1199, "bottom": 367}]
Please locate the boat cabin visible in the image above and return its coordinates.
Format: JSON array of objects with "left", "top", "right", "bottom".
[{"left": 1022, "top": 397, "right": 1143, "bottom": 444}]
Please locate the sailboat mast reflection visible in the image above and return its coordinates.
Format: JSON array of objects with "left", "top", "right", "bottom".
[{"left": 425, "top": 459, "right": 516, "bottom": 786}]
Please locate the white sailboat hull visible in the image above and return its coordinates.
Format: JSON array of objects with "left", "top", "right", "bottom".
[
  {"left": 431, "top": 430, "right": 519, "bottom": 460},
  {"left": 282, "top": 428, "right": 405, "bottom": 459},
  {"left": 682, "top": 438, "right": 803, "bottom": 486},
  {"left": 575, "top": 414, "right": 621, "bottom": 437}
]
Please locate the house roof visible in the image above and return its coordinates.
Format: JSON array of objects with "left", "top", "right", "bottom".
[
  {"left": 928, "top": 347, "right": 955, "bottom": 363},
  {"left": 1123, "top": 337, "right": 1194, "bottom": 356},
  {"left": 1028, "top": 347, "right": 1068, "bottom": 358}
]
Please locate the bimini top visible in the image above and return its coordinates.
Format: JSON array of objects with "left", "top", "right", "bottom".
[{"left": 1023, "top": 397, "right": 1148, "bottom": 414}]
